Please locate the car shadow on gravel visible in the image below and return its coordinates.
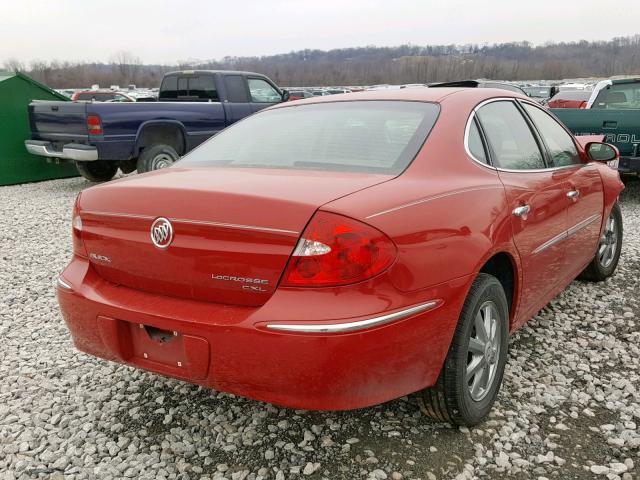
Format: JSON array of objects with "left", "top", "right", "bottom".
[{"left": 95, "top": 370, "right": 476, "bottom": 479}]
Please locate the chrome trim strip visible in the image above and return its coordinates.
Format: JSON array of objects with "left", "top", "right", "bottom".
[
  {"left": 81, "top": 210, "right": 299, "bottom": 235},
  {"left": 532, "top": 231, "right": 568, "bottom": 255},
  {"left": 186, "top": 130, "right": 218, "bottom": 136},
  {"left": 83, "top": 210, "right": 154, "bottom": 220},
  {"left": 266, "top": 301, "right": 439, "bottom": 333},
  {"left": 533, "top": 213, "right": 602, "bottom": 255},
  {"left": 57, "top": 277, "right": 73, "bottom": 291},
  {"left": 567, "top": 213, "right": 601, "bottom": 236},
  {"left": 171, "top": 218, "right": 299, "bottom": 235},
  {"left": 366, "top": 186, "right": 502, "bottom": 219},
  {"left": 463, "top": 98, "right": 585, "bottom": 173}
]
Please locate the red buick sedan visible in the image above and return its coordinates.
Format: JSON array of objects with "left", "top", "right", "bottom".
[{"left": 57, "top": 88, "right": 624, "bottom": 426}]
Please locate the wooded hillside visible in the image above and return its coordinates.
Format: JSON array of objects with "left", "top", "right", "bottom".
[{"left": 4, "top": 36, "right": 640, "bottom": 88}]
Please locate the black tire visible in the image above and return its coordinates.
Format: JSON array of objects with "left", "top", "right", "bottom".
[
  {"left": 579, "top": 202, "right": 623, "bottom": 281},
  {"left": 418, "top": 273, "right": 509, "bottom": 426},
  {"left": 75, "top": 161, "right": 118, "bottom": 182},
  {"left": 136, "top": 144, "right": 179, "bottom": 173}
]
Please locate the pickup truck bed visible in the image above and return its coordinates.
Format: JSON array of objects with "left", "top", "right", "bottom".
[{"left": 25, "top": 70, "right": 287, "bottom": 181}]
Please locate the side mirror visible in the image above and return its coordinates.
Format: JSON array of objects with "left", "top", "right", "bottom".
[
  {"left": 281, "top": 90, "right": 290, "bottom": 102},
  {"left": 586, "top": 142, "right": 619, "bottom": 162}
]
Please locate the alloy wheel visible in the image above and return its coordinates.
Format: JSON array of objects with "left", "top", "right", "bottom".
[
  {"left": 466, "top": 300, "right": 502, "bottom": 401},
  {"left": 598, "top": 213, "right": 618, "bottom": 268}
]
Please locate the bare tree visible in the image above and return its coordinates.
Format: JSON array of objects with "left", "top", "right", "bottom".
[{"left": 3, "top": 58, "right": 25, "bottom": 72}]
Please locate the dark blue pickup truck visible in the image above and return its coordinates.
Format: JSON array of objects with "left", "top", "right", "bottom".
[{"left": 25, "top": 70, "right": 289, "bottom": 181}]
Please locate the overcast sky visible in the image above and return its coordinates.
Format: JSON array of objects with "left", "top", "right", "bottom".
[{"left": 2, "top": 0, "right": 639, "bottom": 65}]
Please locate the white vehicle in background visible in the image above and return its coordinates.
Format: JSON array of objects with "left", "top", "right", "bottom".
[{"left": 558, "top": 83, "right": 593, "bottom": 92}]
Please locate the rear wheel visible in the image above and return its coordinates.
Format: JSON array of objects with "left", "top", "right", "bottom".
[
  {"left": 418, "top": 273, "right": 509, "bottom": 426},
  {"left": 137, "top": 144, "right": 179, "bottom": 173},
  {"left": 579, "top": 203, "right": 623, "bottom": 281},
  {"left": 75, "top": 161, "right": 118, "bottom": 182}
]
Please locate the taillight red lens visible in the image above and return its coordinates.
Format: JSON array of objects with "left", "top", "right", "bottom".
[
  {"left": 87, "top": 115, "right": 103, "bottom": 135},
  {"left": 282, "top": 211, "right": 397, "bottom": 287},
  {"left": 72, "top": 194, "right": 87, "bottom": 257}
]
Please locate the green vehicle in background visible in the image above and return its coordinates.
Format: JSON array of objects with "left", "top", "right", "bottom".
[{"left": 552, "top": 78, "right": 640, "bottom": 175}]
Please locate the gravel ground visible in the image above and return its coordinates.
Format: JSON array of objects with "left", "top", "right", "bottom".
[{"left": 0, "top": 175, "right": 638, "bottom": 480}]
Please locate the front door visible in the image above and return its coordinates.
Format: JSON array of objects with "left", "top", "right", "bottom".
[{"left": 520, "top": 102, "right": 605, "bottom": 280}]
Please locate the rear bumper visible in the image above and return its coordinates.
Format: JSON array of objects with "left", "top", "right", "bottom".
[
  {"left": 618, "top": 156, "right": 640, "bottom": 174},
  {"left": 57, "top": 257, "right": 471, "bottom": 410},
  {"left": 25, "top": 140, "right": 98, "bottom": 162}
]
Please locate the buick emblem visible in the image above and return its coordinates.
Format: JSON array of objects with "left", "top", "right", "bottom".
[{"left": 150, "top": 217, "right": 173, "bottom": 249}]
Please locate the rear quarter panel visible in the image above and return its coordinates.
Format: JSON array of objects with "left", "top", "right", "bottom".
[{"left": 324, "top": 92, "right": 521, "bottom": 319}]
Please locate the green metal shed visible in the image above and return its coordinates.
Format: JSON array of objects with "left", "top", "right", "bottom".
[{"left": 0, "top": 71, "right": 78, "bottom": 186}]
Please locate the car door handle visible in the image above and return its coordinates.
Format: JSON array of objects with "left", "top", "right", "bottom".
[
  {"left": 567, "top": 190, "right": 580, "bottom": 201},
  {"left": 512, "top": 205, "right": 530, "bottom": 218}
]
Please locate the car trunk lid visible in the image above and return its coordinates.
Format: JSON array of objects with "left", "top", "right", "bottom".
[{"left": 78, "top": 167, "right": 391, "bottom": 306}]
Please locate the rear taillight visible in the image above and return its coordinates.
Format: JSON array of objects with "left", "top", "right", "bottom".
[
  {"left": 282, "top": 211, "right": 396, "bottom": 287},
  {"left": 72, "top": 194, "right": 87, "bottom": 257},
  {"left": 87, "top": 115, "right": 103, "bottom": 135}
]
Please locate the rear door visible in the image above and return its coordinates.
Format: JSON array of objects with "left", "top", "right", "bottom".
[
  {"left": 521, "top": 102, "right": 604, "bottom": 278},
  {"left": 222, "top": 74, "right": 254, "bottom": 124},
  {"left": 474, "top": 100, "right": 569, "bottom": 323}
]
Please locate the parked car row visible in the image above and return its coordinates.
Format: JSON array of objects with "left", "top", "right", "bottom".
[{"left": 28, "top": 72, "right": 639, "bottom": 180}]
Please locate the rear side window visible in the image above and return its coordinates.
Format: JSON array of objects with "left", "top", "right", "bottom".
[
  {"left": 179, "top": 101, "right": 440, "bottom": 175},
  {"left": 522, "top": 103, "right": 581, "bottom": 167},
  {"left": 592, "top": 83, "right": 640, "bottom": 109},
  {"left": 467, "top": 119, "right": 488, "bottom": 164},
  {"left": 476, "top": 101, "right": 545, "bottom": 170},
  {"left": 224, "top": 75, "right": 250, "bottom": 103}
]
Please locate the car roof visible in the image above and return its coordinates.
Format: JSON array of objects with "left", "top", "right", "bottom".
[{"left": 271, "top": 87, "right": 527, "bottom": 109}]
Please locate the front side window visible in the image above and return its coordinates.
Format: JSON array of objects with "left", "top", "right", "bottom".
[
  {"left": 179, "top": 101, "right": 440, "bottom": 175},
  {"left": 248, "top": 78, "right": 282, "bottom": 103},
  {"left": 522, "top": 103, "right": 581, "bottom": 167},
  {"left": 476, "top": 101, "right": 545, "bottom": 170}
]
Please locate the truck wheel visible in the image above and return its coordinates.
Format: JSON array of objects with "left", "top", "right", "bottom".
[
  {"left": 418, "top": 273, "right": 509, "bottom": 426},
  {"left": 137, "top": 144, "right": 179, "bottom": 173},
  {"left": 75, "top": 161, "right": 118, "bottom": 182},
  {"left": 578, "top": 203, "right": 623, "bottom": 281}
]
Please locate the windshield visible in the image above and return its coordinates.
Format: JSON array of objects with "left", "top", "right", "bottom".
[
  {"left": 592, "top": 83, "right": 640, "bottom": 109},
  {"left": 179, "top": 101, "right": 440, "bottom": 174}
]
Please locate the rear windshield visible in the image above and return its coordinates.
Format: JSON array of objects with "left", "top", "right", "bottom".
[
  {"left": 592, "top": 83, "right": 640, "bottom": 109},
  {"left": 159, "top": 74, "right": 219, "bottom": 101},
  {"left": 179, "top": 101, "right": 439, "bottom": 174}
]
